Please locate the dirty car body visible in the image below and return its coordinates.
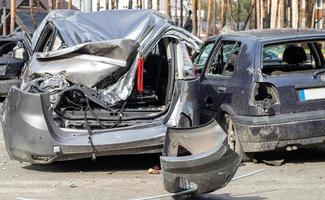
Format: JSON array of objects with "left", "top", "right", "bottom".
[
  {"left": 198, "top": 29, "right": 325, "bottom": 156},
  {"left": 1, "top": 10, "right": 206, "bottom": 164},
  {"left": 0, "top": 32, "right": 31, "bottom": 96}
]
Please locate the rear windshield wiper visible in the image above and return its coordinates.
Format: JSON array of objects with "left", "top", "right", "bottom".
[{"left": 313, "top": 69, "right": 325, "bottom": 79}]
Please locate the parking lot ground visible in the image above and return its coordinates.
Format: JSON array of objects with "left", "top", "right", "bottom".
[{"left": 1, "top": 126, "right": 325, "bottom": 200}]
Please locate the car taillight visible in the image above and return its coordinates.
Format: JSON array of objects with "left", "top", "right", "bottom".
[
  {"left": 137, "top": 56, "right": 144, "bottom": 93},
  {"left": 253, "top": 83, "right": 279, "bottom": 114}
]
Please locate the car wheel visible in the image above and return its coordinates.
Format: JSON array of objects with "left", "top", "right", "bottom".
[{"left": 222, "top": 114, "right": 254, "bottom": 162}]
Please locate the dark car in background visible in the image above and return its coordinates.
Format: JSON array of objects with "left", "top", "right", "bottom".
[
  {"left": 0, "top": 32, "right": 31, "bottom": 96},
  {"left": 195, "top": 29, "right": 325, "bottom": 161}
]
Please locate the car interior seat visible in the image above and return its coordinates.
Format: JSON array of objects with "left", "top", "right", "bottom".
[{"left": 282, "top": 46, "right": 307, "bottom": 65}]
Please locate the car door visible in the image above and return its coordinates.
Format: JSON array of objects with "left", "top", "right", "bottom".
[{"left": 200, "top": 40, "right": 242, "bottom": 123}]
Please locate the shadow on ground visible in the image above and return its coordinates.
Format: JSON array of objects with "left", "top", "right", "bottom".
[
  {"left": 197, "top": 192, "right": 267, "bottom": 200},
  {"left": 253, "top": 145, "right": 325, "bottom": 164},
  {"left": 23, "top": 153, "right": 161, "bottom": 172},
  {"left": 22, "top": 145, "right": 325, "bottom": 172}
]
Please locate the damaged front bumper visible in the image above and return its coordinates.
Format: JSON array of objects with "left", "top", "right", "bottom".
[
  {"left": 1, "top": 86, "right": 167, "bottom": 164},
  {"left": 160, "top": 120, "right": 241, "bottom": 195}
]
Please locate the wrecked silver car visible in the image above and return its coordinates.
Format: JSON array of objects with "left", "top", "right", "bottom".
[
  {"left": 1, "top": 10, "right": 241, "bottom": 196},
  {"left": 1, "top": 10, "right": 206, "bottom": 164}
]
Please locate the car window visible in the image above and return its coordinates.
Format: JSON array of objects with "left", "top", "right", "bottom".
[
  {"left": 262, "top": 40, "right": 325, "bottom": 76},
  {"left": 0, "top": 42, "right": 26, "bottom": 60},
  {"left": 52, "top": 34, "right": 64, "bottom": 51},
  {"left": 194, "top": 42, "right": 214, "bottom": 66},
  {"left": 206, "top": 41, "right": 241, "bottom": 77},
  {"left": 36, "top": 25, "right": 66, "bottom": 53}
]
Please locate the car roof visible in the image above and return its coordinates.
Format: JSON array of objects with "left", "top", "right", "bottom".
[{"left": 208, "top": 29, "right": 325, "bottom": 43}]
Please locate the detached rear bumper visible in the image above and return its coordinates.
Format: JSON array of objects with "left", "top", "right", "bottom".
[
  {"left": 1, "top": 86, "right": 166, "bottom": 164},
  {"left": 233, "top": 112, "right": 325, "bottom": 152},
  {"left": 160, "top": 120, "right": 241, "bottom": 195},
  {"left": 0, "top": 79, "right": 20, "bottom": 96}
]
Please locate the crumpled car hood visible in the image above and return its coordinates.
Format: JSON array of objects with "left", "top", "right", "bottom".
[{"left": 29, "top": 39, "right": 139, "bottom": 88}]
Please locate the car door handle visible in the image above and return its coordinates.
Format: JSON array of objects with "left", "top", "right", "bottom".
[{"left": 217, "top": 86, "right": 226, "bottom": 93}]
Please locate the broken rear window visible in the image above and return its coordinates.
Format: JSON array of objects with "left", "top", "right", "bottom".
[{"left": 262, "top": 40, "right": 325, "bottom": 76}]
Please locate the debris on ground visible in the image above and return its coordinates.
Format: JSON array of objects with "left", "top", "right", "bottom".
[
  {"left": 68, "top": 181, "right": 77, "bottom": 188},
  {"left": 147, "top": 166, "right": 160, "bottom": 175},
  {"left": 262, "top": 159, "right": 285, "bottom": 166}
]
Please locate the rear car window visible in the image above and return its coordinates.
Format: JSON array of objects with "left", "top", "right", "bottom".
[{"left": 262, "top": 40, "right": 325, "bottom": 75}]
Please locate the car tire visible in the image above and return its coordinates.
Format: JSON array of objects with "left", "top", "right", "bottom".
[{"left": 221, "top": 113, "right": 254, "bottom": 162}]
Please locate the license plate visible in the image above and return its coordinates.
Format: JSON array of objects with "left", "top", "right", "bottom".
[{"left": 299, "top": 87, "right": 325, "bottom": 101}]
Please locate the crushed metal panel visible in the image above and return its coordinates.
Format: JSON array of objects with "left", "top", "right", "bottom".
[
  {"left": 160, "top": 119, "right": 241, "bottom": 194},
  {"left": 32, "top": 10, "right": 169, "bottom": 50}
]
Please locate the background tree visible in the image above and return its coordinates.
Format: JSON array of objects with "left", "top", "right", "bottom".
[
  {"left": 165, "top": 0, "right": 171, "bottom": 18},
  {"left": 191, "top": 0, "right": 197, "bottom": 35},
  {"left": 128, "top": 0, "right": 133, "bottom": 9},
  {"left": 157, "top": 0, "right": 160, "bottom": 11},
  {"left": 147, "top": 0, "right": 152, "bottom": 9},
  {"left": 197, "top": 0, "right": 202, "bottom": 36},
  {"left": 174, "top": 0, "right": 178, "bottom": 25}
]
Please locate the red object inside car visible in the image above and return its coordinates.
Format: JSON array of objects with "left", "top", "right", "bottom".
[{"left": 137, "top": 56, "right": 144, "bottom": 93}]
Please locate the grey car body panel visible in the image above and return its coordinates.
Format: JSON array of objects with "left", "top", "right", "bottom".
[
  {"left": 2, "top": 86, "right": 167, "bottom": 164},
  {"left": 160, "top": 120, "right": 241, "bottom": 194},
  {"left": 199, "top": 29, "right": 325, "bottom": 152}
]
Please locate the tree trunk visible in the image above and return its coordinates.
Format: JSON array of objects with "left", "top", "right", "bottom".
[
  {"left": 55, "top": 0, "right": 60, "bottom": 9},
  {"left": 243, "top": 3, "right": 254, "bottom": 30},
  {"left": 275, "top": 0, "right": 280, "bottom": 28},
  {"left": 206, "top": 0, "right": 212, "bottom": 38},
  {"left": 237, "top": 0, "right": 240, "bottom": 30},
  {"left": 197, "top": 0, "right": 201, "bottom": 37},
  {"left": 278, "top": 0, "right": 285, "bottom": 28},
  {"left": 128, "top": 0, "right": 133, "bottom": 9},
  {"left": 221, "top": 0, "right": 226, "bottom": 27},
  {"left": 97, "top": 0, "right": 101, "bottom": 11},
  {"left": 165, "top": 0, "right": 171, "bottom": 18},
  {"left": 67, "top": 0, "right": 72, "bottom": 9},
  {"left": 147, "top": 0, "right": 152, "bottom": 9},
  {"left": 180, "top": 0, "right": 183, "bottom": 26},
  {"left": 306, "top": 0, "right": 316, "bottom": 28},
  {"left": 191, "top": 0, "right": 197, "bottom": 36},
  {"left": 291, "top": 0, "right": 298, "bottom": 28},
  {"left": 48, "top": 0, "right": 53, "bottom": 10},
  {"left": 261, "top": 0, "right": 267, "bottom": 28},
  {"left": 157, "top": 0, "right": 160, "bottom": 11},
  {"left": 270, "top": 0, "right": 277, "bottom": 28},
  {"left": 10, "top": 0, "right": 15, "bottom": 33},
  {"left": 255, "top": 0, "right": 260, "bottom": 29},
  {"left": 211, "top": 0, "right": 216, "bottom": 34},
  {"left": 227, "top": 0, "right": 233, "bottom": 27},
  {"left": 174, "top": 0, "right": 178, "bottom": 25},
  {"left": 300, "top": 0, "right": 306, "bottom": 28}
]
